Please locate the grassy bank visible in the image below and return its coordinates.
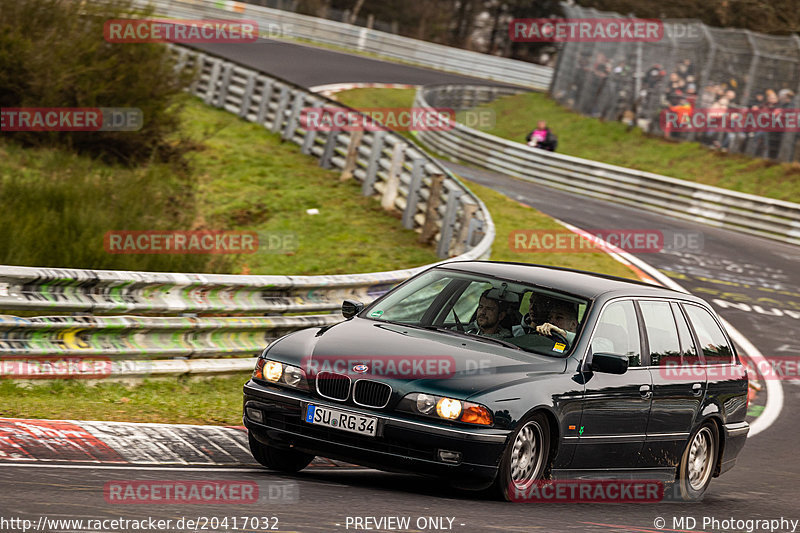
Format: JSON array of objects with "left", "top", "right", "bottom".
[
  {"left": 473, "top": 92, "right": 800, "bottom": 203},
  {"left": 0, "top": 95, "right": 438, "bottom": 275},
  {"left": 334, "top": 88, "right": 638, "bottom": 280},
  {"left": 0, "top": 375, "right": 250, "bottom": 425}
]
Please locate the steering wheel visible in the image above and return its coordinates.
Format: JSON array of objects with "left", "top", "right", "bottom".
[
  {"left": 450, "top": 308, "right": 466, "bottom": 332},
  {"left": 544, "top": 329, "right": 570, "bottom": 348}
]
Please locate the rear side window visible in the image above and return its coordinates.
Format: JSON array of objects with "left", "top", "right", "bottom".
[
  {"left": 638, "top": 300, "right": 680, "bottom": 367},
  {"left": 684, "top": 305, "right": 733, "bottom": 364},
  {"left": 591, "top": 300, "right": 642, "bottom": 367},
  {"left": 671, "top": 302, "right": 699, "bottom": 363}
]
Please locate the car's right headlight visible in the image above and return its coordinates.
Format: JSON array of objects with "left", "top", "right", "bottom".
[
  {"left": 397, "top": 392, "right": 493, "bottom": 426},
  {"left": 253, "top": 358, "right": 309, "bottom": 391}
]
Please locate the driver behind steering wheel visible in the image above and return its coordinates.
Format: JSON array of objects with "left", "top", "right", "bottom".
[
  {"left": 536, "top": 299, "right": 578, "bottom": 344},
  {"left": 465, "top": 290, "right": 513, "bottom": 339}
]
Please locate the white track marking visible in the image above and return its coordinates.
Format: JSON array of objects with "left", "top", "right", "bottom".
[
  {"left": 0, "top": 463, "right": 368, "bottom": 472},
  {"left": 0, "top": 463, "right": 265, "bottom": 472}
]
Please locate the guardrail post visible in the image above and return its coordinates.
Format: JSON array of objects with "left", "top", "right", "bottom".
[
  {"left": 283, "top": 92, "right": 304, "bottom": 141},
  {"left": 436, "top": 188, "right": 463, "bottom": 258},
  {"left": 467, "top": 218, "right": 485, "bottom": 250},
  {"left": 256, "top": 79, "right": 274, "bottom": 127},
  {"left": 216, "top": 63, "right": 233, "bottom": 108},
  {"left": 320, "top": 130, "right": 339, "bottom": 169},
  {"left": 188, "top": 53, "right": 201, "bottom": 94},
  {"left": 239, "top": 72, "right": 257, "bottom": 118},
  {"left": 419, "top": 172, "right": 444, "bottom": 244},
  {"left": 363, "top": 131, "right": 386, "bottom": 196},
  {"left": 452, "top": 201, "right": 478, "bottom": 256},
  {"left": 340, "top": 130, "right": 364, "bottom": 181},
  {"left": 204, "top": 60, "right": 222, "bottom": 105},
  {"left": 271, "top": 86, "right": 290, "bottom": 133},
  {"left": 402, "top": 158, "right": 425, "bottom": 228},
  {"left": 381, "top": 142, "right": 406, "bottom": 211},
  {"left": 302, "top": 129, "right": 318, "bottom": 155},
  {"left": 174, "top": 47, "right": 189, "bottom": 74}
]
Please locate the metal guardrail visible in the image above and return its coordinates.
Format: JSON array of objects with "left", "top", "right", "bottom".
[
  {"left": 138, "top": 0, "right": 553, "bottom": 90},
  {"left": 0, "top": 314, "right": 340, "bottom": 358},
  {"left": 178, "top": 46, "right": 494, "bottom": 260},
  {"left": 415, "top": 84, "right": 800, "bottom": 247},
  {"left": 0, "top": 46, "right": 496, "bottom": 375}
]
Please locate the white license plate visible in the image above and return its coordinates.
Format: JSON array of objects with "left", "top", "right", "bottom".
[{"left": 304, "top": 404, "right": 377, "bottom": 437}]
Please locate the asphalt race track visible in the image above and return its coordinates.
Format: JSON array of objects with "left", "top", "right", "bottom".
[
  {"left": 185, "top": 40, "right": 511, "bottom": 88},
  {"left": 2, "top": 39, "right": 798, "bottom": 533}
]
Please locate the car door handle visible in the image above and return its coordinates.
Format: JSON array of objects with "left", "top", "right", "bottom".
[
  {"left": 692, "top": 383, "right": 703, "bottom": 396},
  {"left": 639, "top": 384, "right": 652, "bottom": 399}
]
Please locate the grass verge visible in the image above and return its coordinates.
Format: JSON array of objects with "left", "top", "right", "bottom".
[
  {"left": 473, "top": 92, "right": 800, "bottom": 203},
  {"left": 335, "top": 88, "right": 638, "bottom": 280},
  {"left": 0, "top": 374, "right": 251, "bottom": 425},
  {"left": 0, "top": 95, "right": 438, "bottom": 274}
]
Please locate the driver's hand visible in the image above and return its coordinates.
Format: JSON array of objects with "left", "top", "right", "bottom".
[{"left": 536, "top": 323, "right": 567, "bottom": 338}]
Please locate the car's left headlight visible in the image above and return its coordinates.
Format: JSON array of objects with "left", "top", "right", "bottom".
[
  {"left": 397, "top": 392, "right": 493, "bottom": 426},
  {"left": 253, "top": 358, "right": 309, "bottom": 391}
]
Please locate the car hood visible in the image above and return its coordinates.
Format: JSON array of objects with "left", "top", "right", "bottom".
[{"left": 266, "top": 317, "right": 567, "bottom": 400}]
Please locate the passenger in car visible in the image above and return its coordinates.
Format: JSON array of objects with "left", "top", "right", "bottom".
[
  {"left": 466, "top": 290, "right": 513, "bottom": 339},
  {"left": 512, "top": 293, "right": 550, "bottom": 337},
  {"left": 536, "top": 300, "right": 579, "bottom": 342}
]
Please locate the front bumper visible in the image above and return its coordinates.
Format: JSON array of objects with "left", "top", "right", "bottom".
[{"left": 243, "top": 380, "right": 511, "bottom": 490}]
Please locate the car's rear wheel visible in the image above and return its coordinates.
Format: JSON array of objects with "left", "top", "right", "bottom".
[
  {"left": 493, "top": 412, "right": 550, "bottom": 501},
  {"left": 676, "top": 422, "right": 718, "bottom": 501},
  {"left": 248, "top": 433, "right": 314, "bottom": 472}
]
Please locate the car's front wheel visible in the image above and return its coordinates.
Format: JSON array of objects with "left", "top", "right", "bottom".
[
  {"left": 493, "top": 412, "right": 551, "bottom": 501},
  {"left": 248, "top": 433, "right": 314, "bottom": 472},
  {"left": 676, "top": 422, "right": 718, "bottom": 501}
]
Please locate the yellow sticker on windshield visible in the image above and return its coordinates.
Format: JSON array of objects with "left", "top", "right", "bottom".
[{"left": 553, "top": 342, "right": 566, "bottom": 353}]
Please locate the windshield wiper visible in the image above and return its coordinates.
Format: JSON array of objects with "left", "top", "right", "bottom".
[
  {"left": 377, "top": 320, "right": 523, "bottom": 351},
  {"left": 418, "top": 325, "right": 523, "bottom": 351}
]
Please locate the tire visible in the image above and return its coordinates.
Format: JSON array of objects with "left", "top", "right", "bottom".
[
  {"left": 248, "top": 432, "right": 314, "bottom": 473},
  {"left": 676, "top": 422, "right": 718, "bottom": 501},
  {"left": 493, "top": 412, "right": 551, "bottom": 501}
]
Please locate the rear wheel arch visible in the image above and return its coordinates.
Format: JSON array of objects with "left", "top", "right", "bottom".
[
  {"left": 704, "top": 415, "right": 725, "bottom": 477},
  {"left": 676, "top": 417, "right": 720, "bottom": 500}
]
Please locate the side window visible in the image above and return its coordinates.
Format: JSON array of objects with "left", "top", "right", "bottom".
[
  {"left": 671, "top": 302, "right": 699, "bottom": 363},
  {"left": 591, "top": 300, "right": 642, "bottom": 367},
  {"left": 638, "top": 300, "right": 681, "bottom": 367},
  {"left": 451, "top": 281, "right": 492, "bottom": 320},
  {"left": 684, "top": 305, "right": 733, "bottom": 365}
]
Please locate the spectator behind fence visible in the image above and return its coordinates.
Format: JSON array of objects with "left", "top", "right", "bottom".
[{"left": 525, "top": 120, "right": 558, "bottom": 151}]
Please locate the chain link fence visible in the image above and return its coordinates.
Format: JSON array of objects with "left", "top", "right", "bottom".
[{"left": 550, "top": 3, "right": 800, "bottom": 163}]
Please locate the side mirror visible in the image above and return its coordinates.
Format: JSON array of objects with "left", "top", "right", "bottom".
[
  {"left": 590, "top": 352, "right": 629, "bottom": 374},
  {"left": 341, "top": 299, "right": 364, "bottom": 319}
]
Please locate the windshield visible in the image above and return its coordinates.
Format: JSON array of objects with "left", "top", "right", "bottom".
[{"left": 363, "top": 268, "right": 589, "bottom": 357}]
